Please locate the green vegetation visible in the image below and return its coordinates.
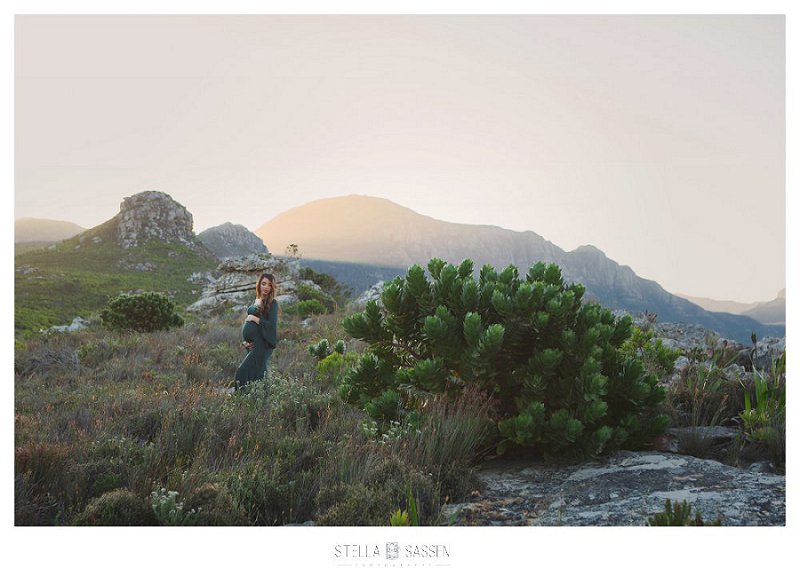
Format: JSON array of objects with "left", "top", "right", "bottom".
[
  {"left": 663, "top": 339, "right": 740, "bottom": 458},
  {"left": 279, "top": 271, "right": 349, "bottom": 319},
  {"left": 100, "top": 292, "right": 184, "bottom": 332},
  {"left": 308, "top": 338, "right": 346, "bottom": 361},
  {"left": 14, "top": 227, "right": 217, "bottom": 339},
  {"left": 14, "top": 248, "right": 785, "bottom": 526},
  {"left": 14, "top": 303, "right": 483, "bottom": 526},
  {"left": 739, "top": 350, "right": 786, "bottom": 468},
  {"left": 390, "top": 484, "right": 420, "bottom": 526},
  {"left": 662, "top": 333, "right": 786, "bottom": 470},
  {"left": 299, "top": 266, "right": 352, "bottom": 307},
  {"left": 15, "top": 241, "right": 55, "bottom": 255},
  {"left": 646, "top": 498, "right": 722, "bottom": 526},
  {"left": 74, "top": 489, "right": 157, "bottom": 526},
  {"left": 341, "top": 258, "right": 668, "bottom": 459}
]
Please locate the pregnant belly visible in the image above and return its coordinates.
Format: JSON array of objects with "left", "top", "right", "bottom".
[{"left": 242, "top": 320, "right": 260, "bottom": 343}]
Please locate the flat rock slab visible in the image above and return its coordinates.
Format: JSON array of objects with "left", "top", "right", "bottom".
[{"left": 441, "top": 451, "right": 784, "bottom": 526}]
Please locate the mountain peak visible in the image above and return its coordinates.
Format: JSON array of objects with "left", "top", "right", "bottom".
[
  {"left": 270, "top": 194, "right": 426, "bottom": 223},
  {"left": 198, "top": 222, "right": 268, "bottom": 259},
  {"left": 573, "top": 244, "right": 603, "bottom": 254},
  {"left": 115, "top": 190, "right": 196, "bottom": 249}
]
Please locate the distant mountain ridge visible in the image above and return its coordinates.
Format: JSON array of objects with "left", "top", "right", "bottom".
[
  {"left": 256, "top": 195, "right": 783, "bottom": 343},
  {"left": 742, "top": 289, "right": 785, "bottom": 325},
  {"left": 15, "top": 217, "right": 85, "bottom": 243},
  {"left": 676, "top": 294, "right": 756, "bottom": 315},
  {"left": 680, "top": 290, "right": 785, "bottom": 326}
]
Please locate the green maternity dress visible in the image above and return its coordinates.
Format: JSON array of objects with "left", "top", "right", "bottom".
[{"left": 235, "top": 300, "right": 278, "bottom": 390}]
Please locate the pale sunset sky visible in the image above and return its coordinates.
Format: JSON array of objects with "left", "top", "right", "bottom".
[{"left": 13, "top": 10, "right": 788, "bottom": 303}]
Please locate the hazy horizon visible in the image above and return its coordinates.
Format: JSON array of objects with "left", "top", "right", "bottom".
[{"left": 15, "top": 15, "right": 785, "bottom": 302}]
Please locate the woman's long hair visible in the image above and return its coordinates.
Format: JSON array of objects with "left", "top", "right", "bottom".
[{"left": 255, "top": 273, "right": 276, "bottom": 316}]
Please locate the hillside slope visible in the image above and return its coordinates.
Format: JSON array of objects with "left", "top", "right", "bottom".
[
  {"left": 15, "top": 217, "right": 86, "bottom": 243},
  {"left": 15, "top": 192, "right": 218, "bottom": 338}
]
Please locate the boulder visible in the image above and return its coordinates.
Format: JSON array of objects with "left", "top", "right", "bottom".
[{"left": 47, "top": 316, "right": 90, "bottom": 333}]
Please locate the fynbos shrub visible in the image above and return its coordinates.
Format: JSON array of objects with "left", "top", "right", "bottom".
[
  {"left": 341, "top": 258, "right": 667, "bottom": 458},
  {"left": 74, "top": 489, "right": 157, "bottom": 526},
  {"left": 100, "top": 292, "right": 183, "bottom": 332}
]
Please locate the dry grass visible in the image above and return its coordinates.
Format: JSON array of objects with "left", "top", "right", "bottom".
[{"left": 14, "top": 308, "right": 488, "bottom": 526}]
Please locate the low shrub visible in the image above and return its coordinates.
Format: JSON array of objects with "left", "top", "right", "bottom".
[
  {"left": 151, "top": 488, "right": 199, "bottom": 526},
  {"left": 314, "top": 483, "right": 392, "bottom": 526},
  {"left": 100, "top": 292, "right": 184, "bottom": 332},
  {"left": 296, "top": 299, "right": 327, "bottom": 318},
  {"left": 182, "top": 481, "right": 249, "bottom": 526},
  {"left": 646, "top": 498, "right": 721, "bottom": 526},
  {"left": 738, "top": 351, "right": 786, "bottom": 469},
  {"left": 74, "top": 489, "right": 157, "bottom": 526}
]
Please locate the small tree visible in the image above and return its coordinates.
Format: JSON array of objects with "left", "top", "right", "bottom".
[
  {"left": 285, "top": 244, "right": 301, "bottom": 258},
  {"left": 100, "top": 292, "right": 184, "bottom": 332},
  {"left": 341, "top": 258, "right": 667, "bottom": 458}
]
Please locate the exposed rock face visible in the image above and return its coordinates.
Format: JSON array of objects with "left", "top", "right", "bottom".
[
  {"left": 197, "top": 222, "right": 268, "bottom": 259},
  {"left": 441, "top": 452, "right": 784, "bottom": 526},
  {"left": 749, "top": 336, "right": 786, "bottom": 371},
  {"left": 187, "top": 254, "right": 322, "bottom": 312},
  {"left": 115, "top": 191, "right": 197, "bottom": 249},
  {"left": 355, "top": 281, "right": 385, "bottom": 305},
  {"left": 46, "top": 316, "right": 90, "bottom": 333}
]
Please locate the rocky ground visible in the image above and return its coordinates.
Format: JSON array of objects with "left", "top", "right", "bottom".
[{"left": 440, "top": 451, "right": 785, "bottom": 526}]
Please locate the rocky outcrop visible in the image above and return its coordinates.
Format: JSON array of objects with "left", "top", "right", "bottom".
[
  {"left": 46, "top": 316, "right": 90, "bottom": 333},
  {"left": 355, "top": 281, "right": 385, "bottom": 305},
  {"left": 187, "top": 254, "right": 323, "bottom": 312},
  {"left": 197, "top": 222, "right": 268, "bottom": 259},
  {"left": 625, "top": 312, "right": 785, "bottom": 374},
  {"left": 115, "top": 191, "right": 197, "bottom": 249},
  {"left": 441, "top": 452, "right": 784, "bottom": 526}
]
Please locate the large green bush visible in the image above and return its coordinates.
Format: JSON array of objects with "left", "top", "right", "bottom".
[
  {"left": 341, "top": 258, "right": 667, "bottom": 458},
  {"left": 100, "top": 292, "right": 184, "bottom": 332}
]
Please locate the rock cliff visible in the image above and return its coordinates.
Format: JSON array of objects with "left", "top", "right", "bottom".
[
  {"left": 114, "top": 191, "right": 199, "bottom": 250},
  {"left": 187, "top": 254, "right": 324, "bottom": 313}
]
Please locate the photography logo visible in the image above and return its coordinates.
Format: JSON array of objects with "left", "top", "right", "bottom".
[{"left": 332, "top": 541, "right": 451, "bottom": 567}]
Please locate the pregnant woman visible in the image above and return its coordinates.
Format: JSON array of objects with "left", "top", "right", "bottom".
[{"left": 235, "top": 272, "right": 279, "bottom": 390}]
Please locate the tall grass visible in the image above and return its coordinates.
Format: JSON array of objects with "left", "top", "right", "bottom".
[
  {"left": 15, "top": 308, "right": 489, "bottom": 526},
  {"left": 663, "top": 344, "right": 740, "bottom": 458}
]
